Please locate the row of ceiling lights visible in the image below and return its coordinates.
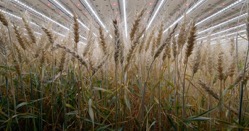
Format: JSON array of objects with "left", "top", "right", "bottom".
[
  {"left": 0, "top": 9, "right": 66, "bottom": 37},
  {"left": 1, "top": 1, "right": 89, "bottom": 44},
  {"left": 154, "top": 0, "right": 245, "bottom": 41},
  {"left": 50, "top": 0, "right": 109, "bottom": 34},
  {"left": 48, "top": 0, "right": 94, "bottom": 38},
  {"left": 12, "top": 0, "right": 112, "bottom": 39},
  {"left": 198, "top": 13, "right": 247, "bottom": 35},
  {"left": 10, "top": 0, "right": 206, "bottom": 40},
  {"left": 4, "top": 0, "right": 247, "bottom": 43},
  {"left": 4, "top": 12, "right": 86, "bottom": 45},
  {"left": 210, "top": 30, "right": 246, "bottom": 43},
  {"left": 163, "top": 0, "right": 206, "bottom": 33},
  {"left": 198, "top": 24, "right": 246, "bottom": 41},
  {"left": 171, "top": 0, "right": 245, "bottom": 41}
]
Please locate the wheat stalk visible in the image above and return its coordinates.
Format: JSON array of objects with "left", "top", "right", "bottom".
[
  {"left": 73, "top": 15, "right": 79, "bottom": 50},
  {"left": 172, "top": 35, "right": 177, "bottom": 59},
  {"left": 177, "top": 19, "right": 187, "bottom": 51},
  {"left": 154, "top": 24, "right": 177, "bottom": 60},
  {"left": 59, "top": 51, "right": 66, "bottom": 72},
  {"left": 0, "top": 12, "right": 8, "bottom": 27},
  {"left": 99, "top": 27, "right": 107, "bottom": 55},
  {"left": 192, "top": 46, "right": 201, "bottom": 75},
  {"left": 217, "top": 52, "right": 224, "bottom": 81},
  {"left": 83, "top": 33, "right": 94, "bottom": 57},
  {"left": 22, "top": 17, "right": 36, "bottom": 44},
  {"left": 13, "top": 25, "right": 26, "bottom": 50},
  {"left": 130, "top": 9, "right": 145, "bottom": 42},
  {"left": 56, "top": 44, "right": 88, "bottom": 69},
  {"left": 124, "top": 27, "right": 146, "bottom": 72},
  {"left": 155, "top": 25, "right": 163, "bottom": 47},
  {"left": 113, "top": 20, "right": 120, "bottom": 65},
  {"left": 182, "top": 21, "right": 196, "bottom": 120},
  {"left": 184, "top": 22, "right": 196, "bottom": 64},
  {"left": 145, "top": 30, "right": 155, "bottom": 52},
  {"left": 13, "top": 44, "right": 22, "bottom": 63},
  {"left": 42, "top": 27, "right": 54, "bottom": 45}
]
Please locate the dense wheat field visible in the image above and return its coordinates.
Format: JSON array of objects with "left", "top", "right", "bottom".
[{"left": 0, "top": 7, "right": 249, "bottom": 130}]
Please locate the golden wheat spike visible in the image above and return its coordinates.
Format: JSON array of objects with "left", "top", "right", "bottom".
[{"left": 0, "top": 12, "right": 8, "bottom": 27}]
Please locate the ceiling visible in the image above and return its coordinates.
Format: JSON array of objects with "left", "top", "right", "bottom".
[{"left": 0, "top": 0, "right": 247, "bottom": 43}]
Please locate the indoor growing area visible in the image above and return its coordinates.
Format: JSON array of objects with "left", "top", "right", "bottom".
[{"left": 0, "top": 0, "right": 248, "bottom": 130}]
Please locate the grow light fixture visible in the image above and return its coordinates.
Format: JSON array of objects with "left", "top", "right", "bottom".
[
  {"left": 0, "top": 9, "right": 40, "bottom": 28},
  {"left": 198, "top": 13, "right": 247, "bottom": 35},
  {"left": 186, "top": 0, "right": 205, "bottom": 14},
  {"left": 51, "top": 0, "right": 73, "bottom": 17},
  {"left": 201, "top": 30, "right": 246, "bottom": 45},
  {"left": 12, "top": 0, "right": 69, "bottom": 31},
  {"left": 197, "top": 24, "right": 246, "bottom": 40},
  {"left": 122, "top": 0, "right": 128, "bottom": 38},
  {"left": 146, "top": 0, "right": 165, "bottom": 30},
  {"left": 78, "top": 20, "right": 89, "bottom": 30},
  {"left": 80, "top": 35, "right": 87, "bottom": 40},
  {"left": 0, "top": 8, "right": 21, "bottom": 20},
  {"left": 209, "top": 24, "right": 245, "bottom": 36},
  {"left": 50, "top": 0, "right": 89, "bottom": 30},
  {"left": 53, "top": 31, "right": 65, "bottom": 37},
  {"left": 196, "top": 0, "right": 244, "bottom": 26},
  {"left": 0, "top": 9, "right": 63, "bottom": 37},
  {"left": 34, "top": 32, "right": 42, "bottom": 36},
  {"left": 12, "top": 0, "right": 87, "bottom": 40},
  {"left": 81, "top": 0, "right": 107, "bottom": 30},
  {"left": 163, "top": 0, "right": 206, "bottom": 33},
  {"left": 0, "top": 9, "right": 86, "bottom": 41},
  {"left": 211, "top": 30, "right": 246, "bottom": 42}
]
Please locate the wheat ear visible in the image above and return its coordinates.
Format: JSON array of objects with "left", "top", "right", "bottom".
[
  {"left": 42, "top": 27, "right": 54, "bottom": 45},
  {"left": 73, "top": 15, "right": 79, "bottom": 50},
  {"left": 0, "top": 11, "right": 8, "bottom": 27},
  {"left": 56, "top": 44, "right": 88, "bottom": 69},
  {"left": 13, "top": 25, "right": 26, "bottom": 50},
  {"left": 99, "top": 27, "right": 107, "bottom": 55},
  {"left": 22, "top": 17, "right": 36, "bottom": 44},
  {"left": 130, "top": 9, "right": 145, "bottom": 42}
]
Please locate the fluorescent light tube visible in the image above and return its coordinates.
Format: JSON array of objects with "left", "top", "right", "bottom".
[
  {"left": 146, "top": 0, "right": 165, "bottom": 30},
  {"left": 12, "top": 0, "right": 69, "bottom": 30},
  {"left": 198, "top": 13, "right": 247, "bottom": 35},
  {"left": 0, "top": 9, "right": 87, "bottom": 42},
  {"left": 163, "top": 0, "right": 206, "bottom": 33},
  {"left": 198, "top": 24, "right": 245, "bottom": 40},
  {"left": 82, "top": 0, "right": 106, "bottom": 29},
  {"left": 196, "top": 0, "right": 244, "bottom": 26},
  {"left": 51, "top": 0, "right": 89, "bottom": 30},
  {"left": 122, "top": 0, "right": 128, "bottom": 38}
]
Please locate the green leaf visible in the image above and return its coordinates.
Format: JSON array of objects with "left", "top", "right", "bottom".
[
  {"left": 96, "top": 124, "right": 111, "bottom": 131},
  {"left": 216, "top": 119, "right": 233, "bottom": 125},
  {"left": 167, "top": 115, "right": 176, "bottom": 130},
  {"left": 165, "top": 80, "right": 175, "bottom": 90},
  {"left": 189, "top": 106, "right": 217, "bottom": 118},
  {"left": 185, "top": 106, "right": 217, "bottom": 122},
  {"left": 124, "top": 90, "right": 131, "bottom": 111},
  {"left": 154, "top": 97, "right": 159, "bottom": 104},
  {"left": 185, "top": 116, "right": 211, "bottom": 122},
  {"left": 16, "top": 102, "right": 29, "bottom": 110},
  {"left": 19, "top": 114, "right": 37, "bottom": 119},
  {"left": 96, "top": 80, "right": 102, "bottom": 86},
  {"left": 65, "top": 103, "right": 75, "bottom": 110},
  {"left": 0, "top": 65, "right": 15, "bottom": 71},
  {"left": 66, "top": 110, "right": 79, "bottom": 116},
  {"left": 148, "top": 121, "right": 156, "bottom": 130},
  {"left": 88, "top": 99, "right": 94, "bottom": 126},
  {"left": 93, "top": 87, "right": 111, "bottom": 93}
]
